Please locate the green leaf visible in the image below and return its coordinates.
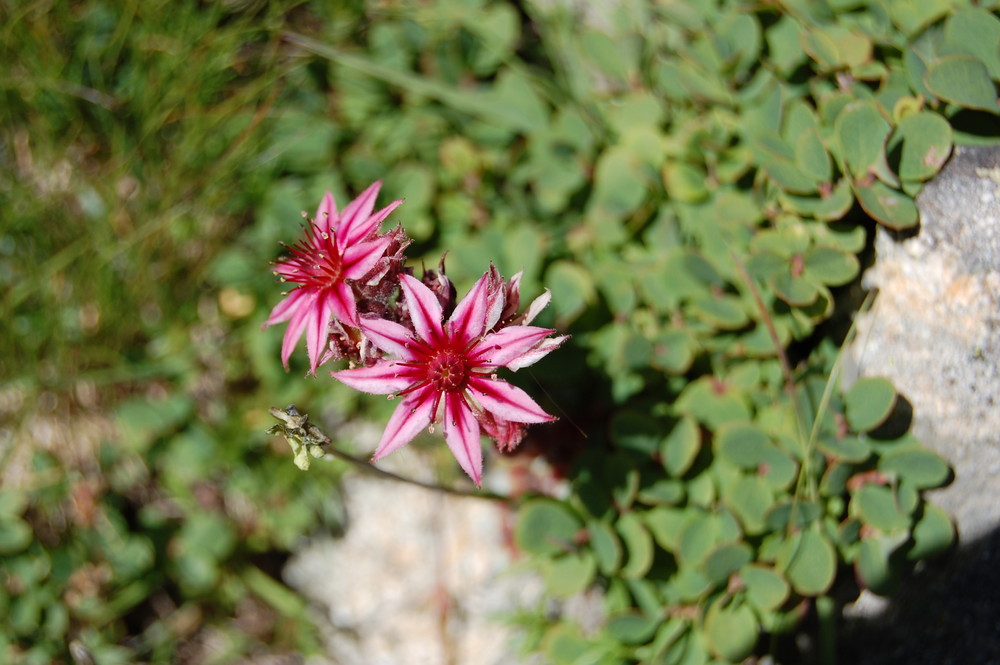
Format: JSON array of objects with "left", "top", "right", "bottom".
[
  {"left": 835, "top": 101, "right": 891, "bottom": 176},
  {"left": 855, "top": 533, "right": 908, "bottom": 594},
  {"left": 644, "top": 507, "right": 686, "bottom": 552},
  {"left": 853, "top": 180, "right": 919, "bottom": 230},
  {"left": 879, "top": 448, "right": 951, "bottom": 488},
  {"left": 817, "top": 435, "right": 872, "bottom": 463},
  {"left": 618, "top": 512, "right": 655, "bottom": 579},
  {"left": 515, "top": 500, "right": 582, "bottom": 556},
  {"left": 924, "top": 56, "right": 999, "bottom": 112},
  {"left": 544, "top": 553, "right": 597, "bottom": 597},
  {"left": 741, "top": 564, "right": 790, "bottom": 612},
  {"left": 852, "top": 484, "right": 911, "bottom": 532},
  {"left": 703, "top": 542, "right": 753, "bottom": 585},
  {"left": 776, "top": 526, "right": 836, "bottom": 596},
  {"left": 908, "top": 504, "right": 955, "bottom": 560},
  {"left": 663, "top": 162, "right": 709, "bottom": 203},
  {"left": 796, "top": 130, "right": 833, "bottom": 183},
  {"left": 689, "top": 294, "right": 749, "bottom": 330},
  {"left": 803, "top": 247, "right": 859, "bottom": 286},
  {"left": 725, "top": 475, "right": 774, "bottom": 534},
  {"left": 637, "top": 479, "right": 685, "bottom": 505},
  {"left": 704, "top": 597, "right": 758, "bottom": 662},
  {"left": 0, "top": 518, "right": 32, "bottom": 555},
  {"left": 892, "top": 112, "right": 953, "bottom": 182},
  {"left": 661, "top": 417, "right": 701, "bottom": 477},
  {"left": 606, "top": 612, "right": 662, "bottom": 645},
  {"left": 771, "top": 270, "right": 819, "bottom": 307},
  {"left": 887, "top": 0, "right": 951, "bottom": 37},
  {"left": 545, "top": 260, "right": 595, "bottom": 324},
  {"left": 844, "top": 377, "right": 897, "bottom": 432},
  {"left": 588, "top": 520, "right": 623, "bottom": 575},
  {"left": 942, "top": 9, "right": 1000, "bottom": 80},
  {"left": 715, "top": 423, "right": 771, "bottom": 469}
]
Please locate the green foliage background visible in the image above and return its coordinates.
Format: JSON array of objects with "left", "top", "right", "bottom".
[{"left": 1, "top": 0, "right": 998, "bottom": 663}]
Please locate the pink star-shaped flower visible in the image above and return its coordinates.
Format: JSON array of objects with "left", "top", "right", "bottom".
[
  {"left": 264, "top": 181, "right": 403, "bottom": 374},
  {"left": 332, "top": 272, "right": 561, "bottom": 486}
]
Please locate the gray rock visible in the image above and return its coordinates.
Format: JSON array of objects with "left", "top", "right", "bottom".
[{"left": 842, "top": 144, "right": 1000, "bottom": 665}]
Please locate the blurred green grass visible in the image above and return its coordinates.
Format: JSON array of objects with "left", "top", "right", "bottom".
[{"left": 0, "top": 2, "right": 353, "bottom": 662}]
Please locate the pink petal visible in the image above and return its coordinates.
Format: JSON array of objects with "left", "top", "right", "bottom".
[
  {"left": 332, "top": 361, "right": 417, "bottom": 395},
  {"left": 470, "top": 326, "right": 557, "bottom": 368},
  {"left": 263, "top": 287, "right": 309, "bottom": 328},
  {"left": 399, "top": 274, "right": 444, "bottom": 344},
  {"left": 521, "top": 289, "right": 552, "bottom": 325},
  {"left": 280, "top": 295, "right": 313, "bottom": 370},
  {"left": 372, "top": 387, "right": 436, "bottom": 459},
  {"left": 335, "top": 181, "right": 380, "bottom": 245},
  {"left": 344, "top": 198, "right": 403, "bottom": 247},
  {"left": 447, "top": 271, "right": 492, "bottom": 343},
  {"left": 444, "top": 392, "right": 483, "bottom": 486},
  {"left": 328, "top": 280, "right": 359, "bottom": 327},
  {"left": 359, "top": 318, "right": 419, "bottom": 359},
  {"left": 305, "top": 290, "right": 335, "bottom": 374},
  {"left": 314, "top": 191, "right": 339, "bottom": 234},
  {"left": 341, "top": 235, "right": 394, "bottom": 280},
  {"left": 468, "top": 376, "right": 555, "bottom": 424},
  {"left": 506, "top": 335, "right": 569, "bottom": 371}
]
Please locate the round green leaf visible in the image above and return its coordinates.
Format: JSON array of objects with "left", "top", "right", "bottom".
[
  {"left": 715, "top": 423, "right": 771, "bottom": 469},
  {"left": 893, "top": 112, "right": 952, "bottom": 182},
  {"left": 643, "top": 507, "right": 686, "bottom": 553},
  {"left": 852, "top": 484, "right": 911, "bottom": 532},
  {"left": 588, "top": 520, "right": 623, "bottom": 575},
  {"left": 690, "top": 295, "right": 750, "bottom": 330},
  {"left": 543, "top": 624, "right": 590, "bottom": 665},
  {"left": 661, "top": 417, "right": 700, "bottom": 477},
  {"left": 703, "top": 542, "right": 753, "bottom": 585},
  {"left": 515, "top": 499, "right": 582, "bottom": 556},
  {"left": 677, "top": 512, "right": 717, "bottom": 567},
  {"left": 725, "top": 475, "right": 774, "bottom": 534},
  {"left": 544, "top": 552, "right": 597, "bottom": 597},
  {"left": 0, "top": 491, "right": 27, "bottom": 519},
  {"left": 741, "top": 564, "right": 790, "bottom": 612},
  {"left": 776, "top": 526, "right": 836, "bottom": 596},
  {"left": 705, "top": 597, "right": 759, "bottom": 662},
  {"left": 854, "top": 533, "right": 908, "bottom": 594},
  {"left": 0, "top": 518, "right": 32, "bottom": 555},
  {"left": 796, "top": 129, "right": 832, "bottom": 183},
  {"left": 879, "top": 448, "right": 951, "bottom": 488},
  {"left": 637, "top": 479, "right": 685, "bottom": 505},
  {"left": 835, "top": 100, "right": 891, "bottom": 176},
  {"left": 943, "top": 8, "right": 1000, "bottom": 78},
  {"left": 663, "top": 162, "right": 709, "bottom": 203},
  {"left": 844, "top": 377, "right": 897, "bottom": 431},
  {"left": 606, "top": 612, "right": 661, "bottom": 645},
  {"left": 908, "top": 504, "right": 955, "bottom": 560},
  {"left": 925, "top": 55, "right": 999, "bottom": 112},
  {"left": 803, "top": 247, "right": 859, "bottom": 286},
  {"left": 853, "top": 180, "right": 919, "bottom": 230},
  {"left": 771, "top": 270, "right": 820, "bottom": 306},
  {"left": 545, "top": 260, "right": 595, "bottom": 324},
  {"left": 618, "top": 512, "right": 655, "bottom": 579},
  {"left": 780, "top": 179, "right": 854, "bottom": 221},
  {"left": 817, "top": 435, "right": 872, "bottom": 463}
]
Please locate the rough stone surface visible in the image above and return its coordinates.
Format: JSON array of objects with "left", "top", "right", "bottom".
[
  {"left": 283, "top": 431, "right": 544, "bottom": 665},
  {"left": 842, "top": 144, "right": 1000, "bottom": 664}
]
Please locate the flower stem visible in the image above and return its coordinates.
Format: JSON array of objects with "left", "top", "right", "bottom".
[{"left": 267, "top": 405, "right": 508, "bottom": 502}]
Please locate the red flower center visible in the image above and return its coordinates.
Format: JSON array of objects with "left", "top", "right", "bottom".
[
  {"left": 428, "top": 351, "right": 469, "bottom": 392},
  {"left": 279, "top": 224, "right": 343, "bottom": 289}
]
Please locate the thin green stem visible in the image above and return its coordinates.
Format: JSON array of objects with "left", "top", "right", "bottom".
[{"left": 267, "top": 406, "right": 509, "bottom": 503}]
